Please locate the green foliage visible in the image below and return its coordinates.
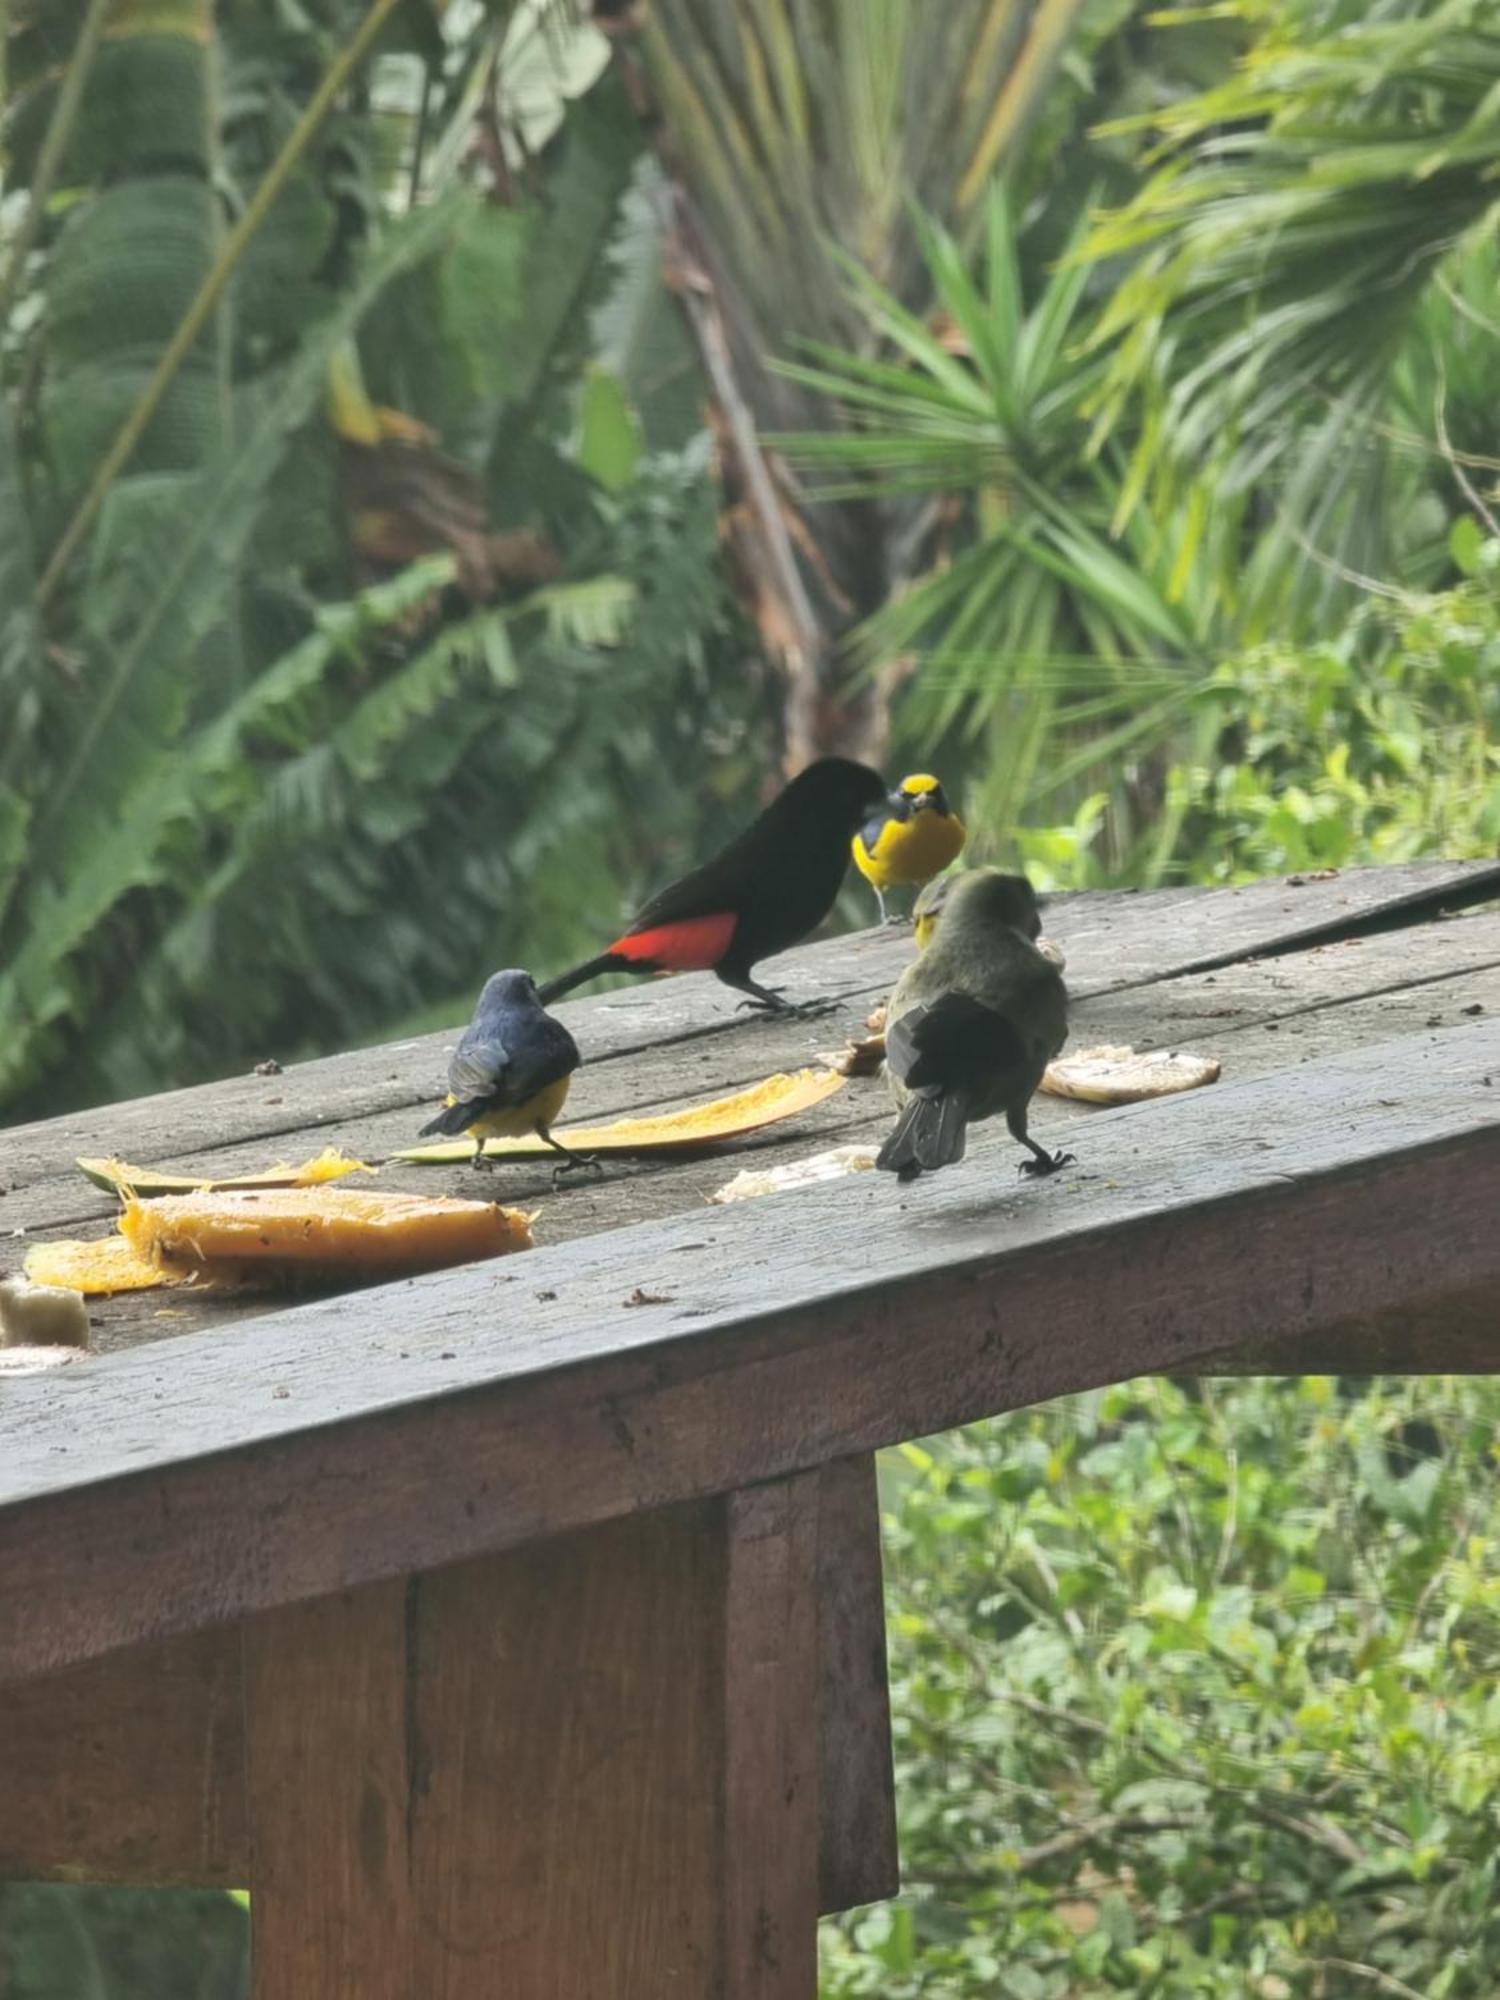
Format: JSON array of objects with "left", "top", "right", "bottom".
[
  {"left": 774, "top": 188, "right": 1225, "bottom": 874},
  {"left": 822, "top": 1376, "right": 1500, "bottom": 1998},
  {"left": 1175, "top": 558, "right": 1500, "bottom": 879},
  {"left": 0, "top": 198, "right": 467, "bottom": 1108},
  {"left": 0, "top": 1884, "right": 247, "bottom": 2000},
  {"left": 1084, "top": 0, "right": 1500, "bottom": 632},
  {"left": 0, "top": 14, "right": 756, "bottom": 1119},
  {"left": 1014, "top": 542, "right": 1500, "bottom": 890}
]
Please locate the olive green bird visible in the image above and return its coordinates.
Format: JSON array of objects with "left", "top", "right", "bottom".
[{"left": 877, "top": 869, "right": 1072, "bottom": 1183}]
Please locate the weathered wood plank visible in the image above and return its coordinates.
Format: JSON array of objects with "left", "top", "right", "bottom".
[
  {"left": 1107, "top": 905, "right": 1500, "bottom": 1042},
  {"left": 3, "top": 864, "right": 1491, "bottom": 1199},
  {"left": 724, "top": 1477, "right": 822, "bottom": 1997},
  {"left": 14, "top": 898, "right": 1500, "bottom": 1246},
  {"left": 1070, "top": 858, "right": 1500, "bottom": 989},
  {"left": 244, "top": 1578, "right": 418, "bottom": 1995},
  {"left": 815, "top": 1456, "right": 898, "bottom": 1915},
  {"left": 8, "top": 890, "right": 1499, "bottom": 1363},
  {"left": 1192, "top": 1282, "right": 1500, "bottom": 1376},
  {"left": 245, "top": 1496, "right": 823, "bottom": 1999},
  {"left": 0, "top": 1626, "right": 246, "bottom": 1884},
  {"left": 0, "top": 1470, "right": 891, "bottom": 1914},
  {"left": 16, "top": 944, "right": 1500, "bottom": 1359},
  {"left": 1, "top": 1021, "right": 1496, "bottom": 1681}
]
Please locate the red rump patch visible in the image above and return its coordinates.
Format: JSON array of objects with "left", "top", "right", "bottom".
[{"left": 611, "top": 912, "right": 738, "bottom": 972}]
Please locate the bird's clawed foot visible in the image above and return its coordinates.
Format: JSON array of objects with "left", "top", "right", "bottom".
[
  {"left": 1018, "top": 1147, "right": 1075, "bottom": 1178},
  {"left": 550, "top": 1153, "right": 605, "bottom": 1185},
  {"left": 470, "top": 1145, "right": 496, "bottom": 1172},
  {"left": 734, "top": 992, "right": 837, "bottom": 1021}
]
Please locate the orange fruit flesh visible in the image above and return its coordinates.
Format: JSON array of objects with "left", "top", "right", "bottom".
[{"left": 120, "top": 1188, "right": 533, "bottom": 1281}]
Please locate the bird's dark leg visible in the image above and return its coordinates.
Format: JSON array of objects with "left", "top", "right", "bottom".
[
  {"left": 470, "top": 1136, "right": 494, "bottom": 1172},
  {"left": 539, "top": 1126, "right": 604, "bottom": 1183},
  {"left": 719, "top": 971, "right": 837, "bottom": 1021},
  {"left": 1007, "top": 1106, "right": 1075, "bottom": 1178}
]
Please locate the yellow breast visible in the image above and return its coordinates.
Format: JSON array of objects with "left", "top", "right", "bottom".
[
  {"left": 463, "top": 1073, "right": 573, "bottom": 1140},
  {"left": 855, "top": 808, "right": 966, "bottom": 891}
]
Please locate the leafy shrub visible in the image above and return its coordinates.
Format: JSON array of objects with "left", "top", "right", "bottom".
[
  {"left": 822, "top": 1376, "right": 1500, "bottom": 1998},
  {"left": 1017, "top": 546, "right": 1500, "bottom": 890}
]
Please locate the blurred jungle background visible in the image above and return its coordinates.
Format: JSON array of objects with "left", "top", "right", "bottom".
[{"left": 2, "top": 1, "right": 1498, "bottom": 1994}]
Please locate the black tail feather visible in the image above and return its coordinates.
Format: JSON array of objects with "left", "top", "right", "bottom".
[
  {"left": 419, "top": 1098, "right": 485, "bottom": 1137},
  {"left": 537, "top": 953, "right": 630, "bottom": 1006},
  {"left": 876, "top": 1091, "right": 968, "bottom": 1180}
]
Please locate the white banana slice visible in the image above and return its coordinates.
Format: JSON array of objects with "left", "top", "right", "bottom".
[{"left": 1042, "top": 1044, "right": 1221, "bottom": 1105}]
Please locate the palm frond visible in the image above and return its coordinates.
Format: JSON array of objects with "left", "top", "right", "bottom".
[{"left": 1085, "top": 0, "right": 1500, "bottom": 595}]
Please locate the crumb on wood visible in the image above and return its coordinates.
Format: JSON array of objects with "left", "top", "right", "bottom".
[
  {"left": 536, "top": 1289, "right": 557, "bottom": 1301},
  {"left": 254, "top": 1058, "right": 283, "bottom": 1077},
  {"left": 817, "top": 1033, "right": 886, "bottom": 1078},
  {"left": 623, "top": 1286, "right": 673, "bottom": 1307}
]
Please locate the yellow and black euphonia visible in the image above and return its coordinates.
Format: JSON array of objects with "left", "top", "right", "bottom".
[{"left": 852, "top": 773, "right": 965, "bottom": 926}]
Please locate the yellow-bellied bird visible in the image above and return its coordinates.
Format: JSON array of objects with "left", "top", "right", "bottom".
[
  {"left": 912, "top": 870, "right": 954, "bottom": 952},
  {"left": 852, "top": 773, "right": 965, "bottom": 925},
  {"left": 419, "top": 969, "right": 600, "bottom": 1178},
  {"left": 876, "top": 870, "right": 1072, "bottom": 1183}
]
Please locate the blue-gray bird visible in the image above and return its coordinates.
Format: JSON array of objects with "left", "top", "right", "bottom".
[
  {"left": 419, "top": 969, "right": 598, "bottom": 1178},
  {"left": 877, "top": 870, "right": 1072, "bottom": 1183}
]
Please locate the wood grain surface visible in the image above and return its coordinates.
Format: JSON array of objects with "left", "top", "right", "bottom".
[
  {"left": 2, "top": 1018, "right": 1496, "bottom": 1681},
  {"left": 0, "top": 1464, "right": 897, "bottom": 1918},
  {"left": 244, "top": 1492, "right": 827, "bottom": 1998}
]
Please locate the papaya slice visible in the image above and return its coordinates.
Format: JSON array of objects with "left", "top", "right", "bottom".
[
  {"left": 24, "top": 1189, "right": 532, "bottom": 1297},
  {"left": 394, "top": 1067, "right": 846, "bottom": 1164},
  {"left": 76, "top": 1147, "right": 372, "bottom": 1198},
  {"left": 25, "top": 1234, "right": 167, "bottom": 1296},
  {"left": 119, "top": 1187, "right": 533, "bottom": 1284}
]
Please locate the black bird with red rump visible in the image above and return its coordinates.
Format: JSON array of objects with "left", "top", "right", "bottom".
[{"left": 539, "top": 757, "right": 886, "bottom": 1018}]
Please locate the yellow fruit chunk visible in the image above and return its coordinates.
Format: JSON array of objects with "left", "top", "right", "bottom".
[
  {"left": 25, "top": 1235, "right": 167, "bottom": 1296},
  {"left": 120, "top": 1188, "right": 533, "bottom": 1283},
  {"left": 395, "top": 1067, "right": 846, "bottom": 1163},
  {"left": 76, "top": 1147, "right": 372, "bottom": 1198}
]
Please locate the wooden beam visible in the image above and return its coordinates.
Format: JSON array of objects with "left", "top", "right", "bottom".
[
  {"left": 815, "top": 1455, "right": 897, "bottom": 1914},
  {"left": 1189, "top": 1283, "right": 1500, "bottom": 1377},
  {"left": 0, "top": 1626, "right": 245, "bottom": 1885},
  {"left": 0, "top": 1466, "right": 895, "bottom": 1919},
  {"left": 244, "top": 1490, "right": 823, "bottom": 1999},
  {"left": 1, "top": 1023, "right": 1497, "bottom": 1682}
]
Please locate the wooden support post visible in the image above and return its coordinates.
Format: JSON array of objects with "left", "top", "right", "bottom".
[
  {"left": 242, "top": 1480, "right": 829, "bottom": 1999},
  {"left": 815, "top": 1455, "right": 898, "bottom": 1914},
  {"left": 0, "top": 1459, "right": 898, "bottom": 1938},
  {"left": 0, "top": 1626, "right": 245, "bottom": 1886}
]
